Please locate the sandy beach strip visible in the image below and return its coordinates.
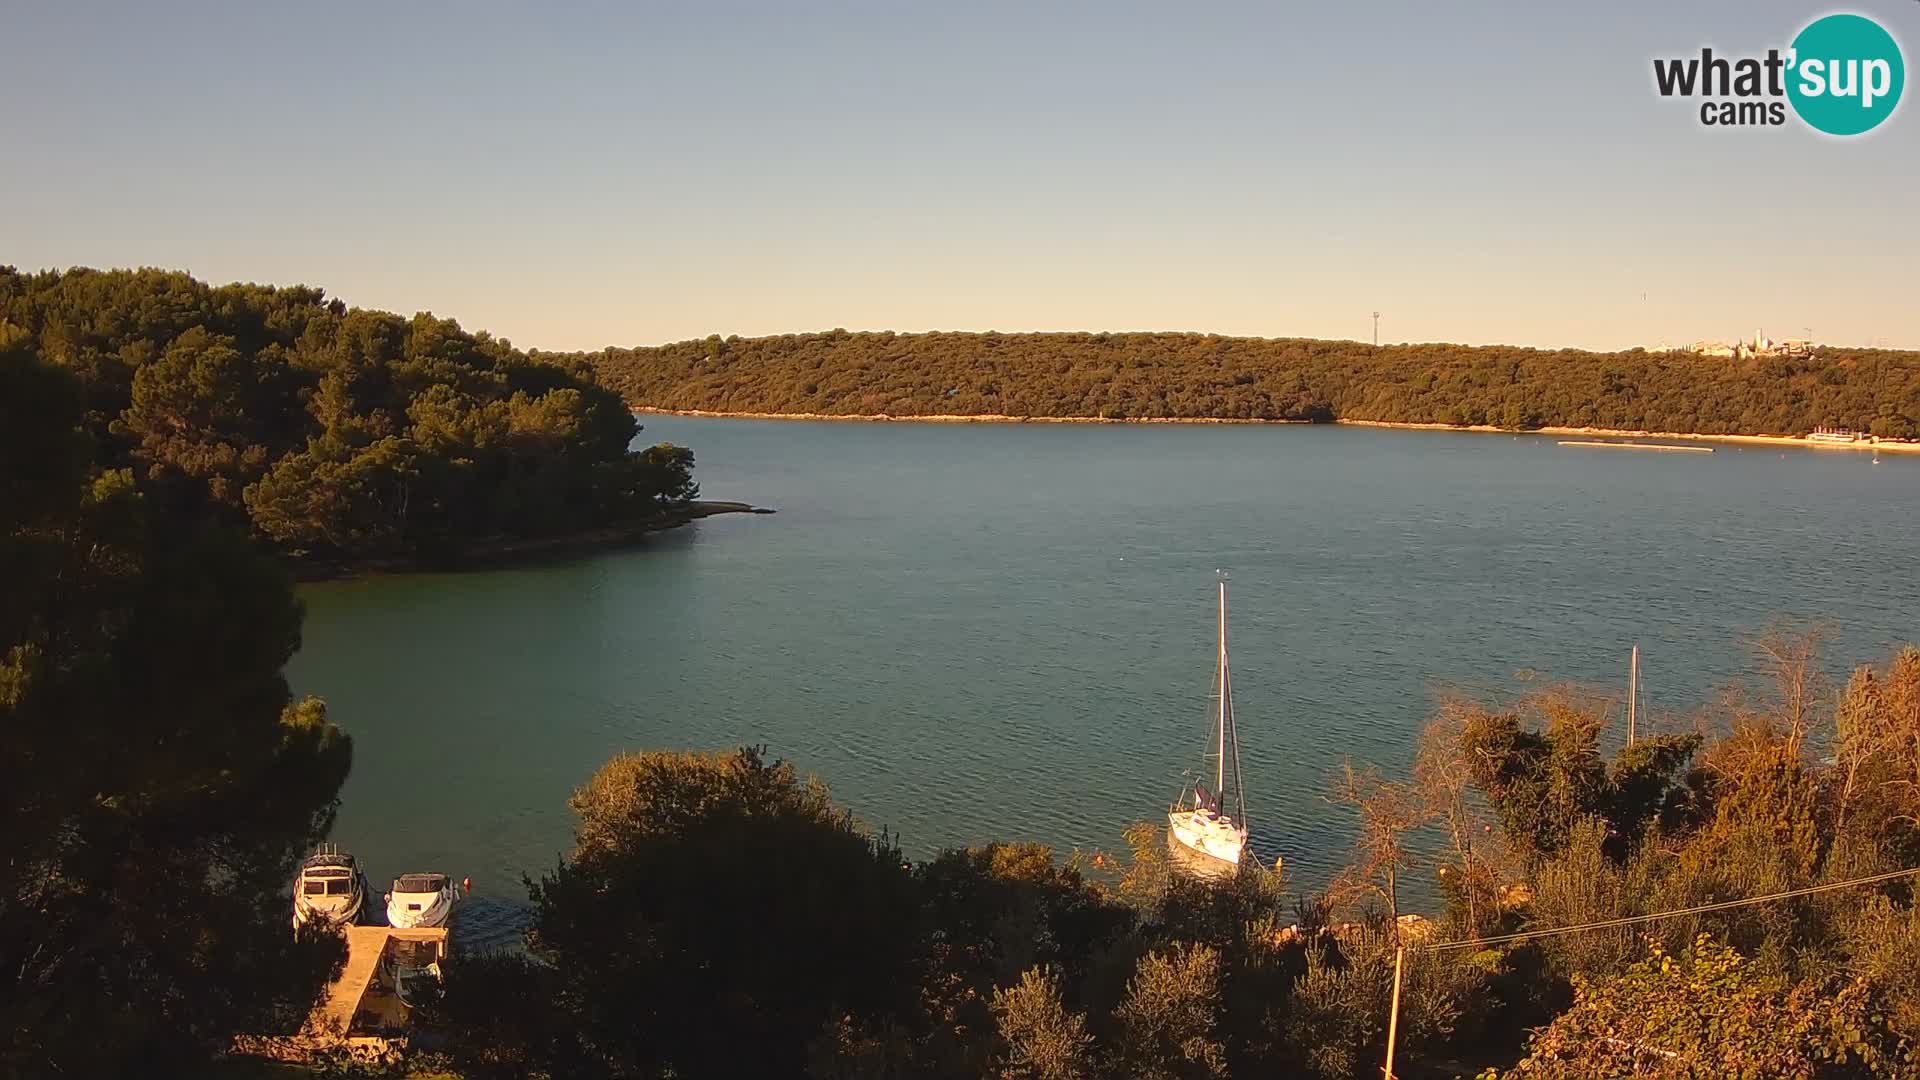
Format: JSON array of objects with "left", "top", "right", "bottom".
[{"left": 632, "top": 407, "right": 1920, "bottom": 454}]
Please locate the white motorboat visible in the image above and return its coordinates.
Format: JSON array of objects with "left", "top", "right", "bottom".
[
  {"left": 1166, "top": 574, "right": 1250, "bottom": 873},
  {"left": 385, "top": 872, "right": 465, "bottom": 929},
  {"left": 292, "top": 845, "right": 369, "bottom": 930}
]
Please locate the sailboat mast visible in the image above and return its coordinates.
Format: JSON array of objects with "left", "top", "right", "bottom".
[
  {"left": 1217, "top": 576, "right": 1248, "bottom": 826},
  {"left": 1215, "top": 579, "right": 1227, "bottom": 794},
  {"left": 1627, "top": 644, "right": 1639, "bottom": 747}
]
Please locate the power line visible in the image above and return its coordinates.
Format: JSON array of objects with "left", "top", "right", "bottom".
[
  {"left": 1379, "top": 864, "right": 1920, "bottom": 1078},
  {"left": 1419, "top": 865, "right": 1920, "bottom": 954}
]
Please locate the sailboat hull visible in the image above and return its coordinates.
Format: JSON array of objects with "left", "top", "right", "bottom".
[{"left": 1168, "top": 809, "right": 1246, "bottom": 869}]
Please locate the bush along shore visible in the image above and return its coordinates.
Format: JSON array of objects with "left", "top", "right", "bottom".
[
  {"left": 397, "top": 630, "right": 1920, "bottom": 1080},
  {"left": 0, "top": 266, "right": 706, "bottom": 574},
  {"left": 577, "top": 329, "right": 1920, "bottom": 442},
  {"left": 285, "top": 500, "right": 772, "bottom": 582}
]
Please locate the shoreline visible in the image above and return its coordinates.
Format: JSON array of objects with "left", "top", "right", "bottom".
[
  {"left": 290, "top": 501, "right": 770, "bottom": 583},
  {"left": 634, "top": 407, "right": 1920, "bottom": 454}
]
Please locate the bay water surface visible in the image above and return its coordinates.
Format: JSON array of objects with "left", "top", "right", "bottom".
[{"left": 290, "top": 419, "right": 1920, "bottom": 912}]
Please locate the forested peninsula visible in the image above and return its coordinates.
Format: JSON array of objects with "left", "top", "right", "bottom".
[
  {"left": 0, "top": 267, "right": 699, "bottom": 575},
  {"left": 576, "top": 330, "right": 1920, "bottom": 438}
]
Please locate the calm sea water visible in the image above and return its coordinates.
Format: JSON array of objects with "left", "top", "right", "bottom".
[{"left": 290, "top": 420, "right": 1920, "bottom": 908}]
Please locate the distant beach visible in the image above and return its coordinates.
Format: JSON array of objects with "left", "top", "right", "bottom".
[{"left": 633, "top": 408, "right": 1920, "bottom": 454}]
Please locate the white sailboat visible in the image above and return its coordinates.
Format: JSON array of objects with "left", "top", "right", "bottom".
[{"left": 1167, "top": 574, "right": 1249, "bottom": 872}]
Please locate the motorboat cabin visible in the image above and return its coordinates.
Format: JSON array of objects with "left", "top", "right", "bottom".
[{"left": 293, "top": 846, "right": 369, "bottom": 930}]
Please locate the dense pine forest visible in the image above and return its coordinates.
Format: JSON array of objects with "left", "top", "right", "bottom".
[
  {"left": 4, "top": 311, "right": 356, "bottom": 1074},
  {"left": 0, "top": 267, "right": 696, "bottom": 568},
  {"left": 576, "top": 330, "right": 1920, "bottom": 437}
]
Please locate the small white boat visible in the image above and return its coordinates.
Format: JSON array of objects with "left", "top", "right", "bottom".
[
  {"left": 1166, "top": 574, "right": 1251, "bottom": 873},
  {"left": 292, "top": 844, "right": 369, "bottom": 930},
  {"left": 385, "top": 872, "right": 465, "bottom": 929}
]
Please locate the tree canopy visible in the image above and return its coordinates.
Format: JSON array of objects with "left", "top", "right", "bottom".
[
  {"left": 1492, "top": 936, "right": 1907, "bottom": 1079},
  {"left": 0, "top": 340, "right": 353, "bottom": 1074},
  {"left": 433, "top": 747, "right": 925, "bottom": 1079},
  {"left": 580, "top": 329, "right": 1920, "bottom": 437},
  {"left": 0, "top": 266, "right": 697, "bottom": 567}
]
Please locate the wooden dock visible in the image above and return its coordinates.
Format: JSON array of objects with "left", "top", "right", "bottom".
[
  {"left": 316, "top": 926, "right": 449, "bottom": 1037},
  {"left": 1558, "top": 440, "right": 1713, "bottom": 453},
  {"left": 232, "top": 925, "right": 451, "bottom": 1065}
]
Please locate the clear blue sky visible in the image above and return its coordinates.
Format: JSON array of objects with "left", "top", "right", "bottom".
[{"left": 4, "top": 1, "right": 1916, "bottom": 351}]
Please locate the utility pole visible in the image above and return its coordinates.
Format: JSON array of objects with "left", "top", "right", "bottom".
[
  {"left": 1383, "top": 946, "right": 1405, "bottom": 1079},
  {"left": 1372, "top": 311, "right": 1381, "bottom": 348}
]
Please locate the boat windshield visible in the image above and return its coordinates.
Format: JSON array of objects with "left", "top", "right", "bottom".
[{"left": 395, "top": 873, "right": 447, "bottom": 893}]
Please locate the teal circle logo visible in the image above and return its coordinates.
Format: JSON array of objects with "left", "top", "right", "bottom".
[{"left": 1787, "top": 14, "right": 1904, "bottom": 135}]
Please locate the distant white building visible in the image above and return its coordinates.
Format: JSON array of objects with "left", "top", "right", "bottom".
[
  {"left": 1652, "top": 331, "right": 1814, "bottom": 359},
  {"left": 1742, "top": 328, "right": 1818, "bottom": 358}
]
